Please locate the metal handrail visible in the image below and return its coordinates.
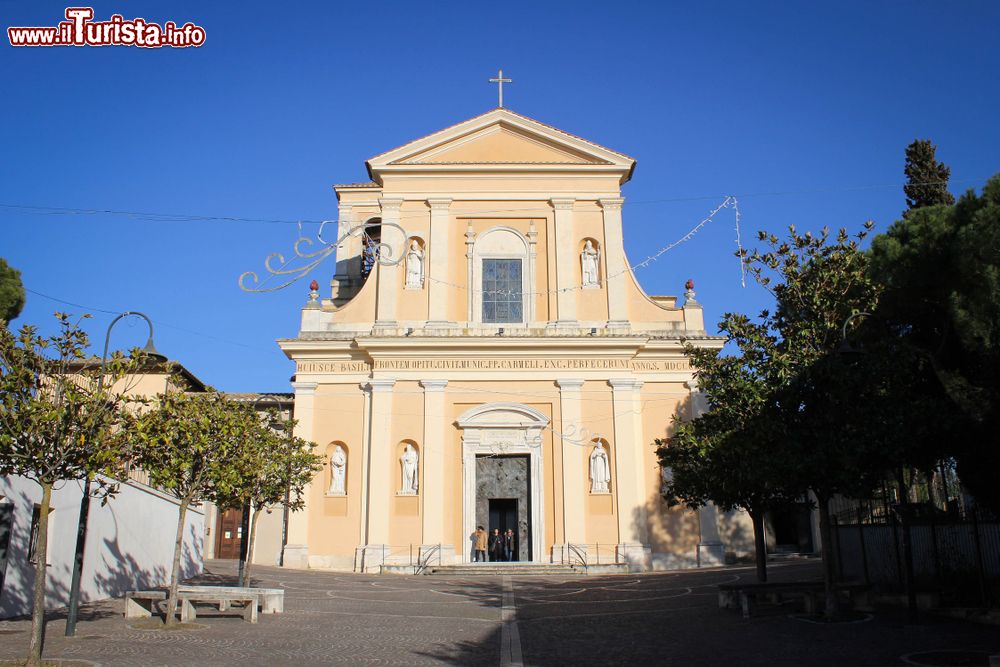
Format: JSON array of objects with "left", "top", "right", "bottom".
[{"left": 415, "top": 543, "right": 442, "bottom": 574}]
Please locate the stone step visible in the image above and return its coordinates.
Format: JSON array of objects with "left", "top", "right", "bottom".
[{"left": 427, "top": 563, "right": 584, "bottom": 576}]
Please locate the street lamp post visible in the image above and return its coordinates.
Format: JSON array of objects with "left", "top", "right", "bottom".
[
  {"left": 65, "top": 311, "right": 164, "bottom": 637},
  {"left": 237, "top": 394, "right": 290, "bottom": 586}
]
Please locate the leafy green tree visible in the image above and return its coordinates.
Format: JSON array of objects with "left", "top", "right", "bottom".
[
  {"left": 216, "top": 409, "right": 322, "bottom": 586},
  {"left": 870, "top": 174, "right": 1000, "bottom": 512},
  {"left": 0, "top": 313, "right": 143, "bottom": 667},
  {"left": 123, "top": 391, "right": 257, "bottom": 625},
  {"left": 903, "top": 139, "right": 955, "bottom": 211},
  {"left": 0, "top": 258, "right": 26, "bottom": 324},
  {"left": 741, "top": 223, "right": 885, "bottom": 617},
  {"left": 657, "top": 314, "right": 800, "bottom": 583}
]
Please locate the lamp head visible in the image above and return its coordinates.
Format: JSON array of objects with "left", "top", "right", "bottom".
[{"left": 141, "top": 337, "right": 168, "bottom": 364}]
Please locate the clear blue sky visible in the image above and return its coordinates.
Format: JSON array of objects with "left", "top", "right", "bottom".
[{"left": 3, "top": 1, "right": 998, "bottom": 391}]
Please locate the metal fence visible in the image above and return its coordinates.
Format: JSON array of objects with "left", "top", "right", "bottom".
[{"left": 830, "top": 495, "right": 1000, "bottom": 607}]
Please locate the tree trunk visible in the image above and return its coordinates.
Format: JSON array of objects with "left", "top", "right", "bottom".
[
  {"left": 165, "top": 495, "right": 191, "bottom": 626},
  {"left": 26, "top": 480, "right": 53, "bottom": 667},
  {"left": 244, "top": 506, "right": 262, "bottom": 587},
  {"left": 749, "top": 509, "right": 768, "bottom": 583},
  {"left": 816, "top": 491, "right": 838, "bottom": 619}
]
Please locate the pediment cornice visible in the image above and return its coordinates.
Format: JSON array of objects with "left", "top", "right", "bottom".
[{"left": 365, "top": 108, "right": 636, "bottom": 184}]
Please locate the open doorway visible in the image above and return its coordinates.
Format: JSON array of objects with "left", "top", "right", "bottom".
[{"left": 488, "top": 498, "right": 518, "bottom": 561}]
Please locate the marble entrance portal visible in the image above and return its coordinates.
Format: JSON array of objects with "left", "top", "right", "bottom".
[
  {"left": 458, "top": 403, "right": 548, "bottom": 563},
  {"left": 476, "top": 456, "right": 530, "bottom": 561}
]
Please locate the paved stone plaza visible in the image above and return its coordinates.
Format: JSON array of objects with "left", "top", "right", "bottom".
[{"left": 1, "top": 560, "right": 997, "bottom": 666}]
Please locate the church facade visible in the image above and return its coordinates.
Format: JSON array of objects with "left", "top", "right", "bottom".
[{"left": 278, "top": 108, "right": 737, "bottom": 572}]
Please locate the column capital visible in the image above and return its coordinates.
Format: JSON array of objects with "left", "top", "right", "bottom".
[
  {"left": 378, "top": 197, "right": 404, "bottom": 212},
  {"left": 426, "top": 198, "right": 453, "bottom": 210},
  {"left": 291, "top": 381, "right": 319, "bottom": 396},
  {"left": 685, "top": 379, "right": 700, "bottom": 391},
  {"left": 598, "top": 197, "right": 625, "bottom": 211},
  {"left": 419, "top": 379, "right": 449, "bottom": 392},
  {"left": 549, "top": 197, "right": 576, "bottom": 211},
  {"left": 363, "top": 378, "right": 396, "bottom": 393},
  {"left": 608, "top": 378, "right": 643, "bottom": 391},
  {"left": 555, "top": 378, "right": 585, "bottom": 390}
]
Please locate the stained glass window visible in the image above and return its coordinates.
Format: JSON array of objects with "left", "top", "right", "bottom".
[{"left": 482, "top": 259, "right": 523, "bottom": 323}]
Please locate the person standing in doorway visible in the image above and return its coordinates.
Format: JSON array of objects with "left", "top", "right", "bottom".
[
  {"left": 473, "top": 526, "right": 487, "bottom": 562},
  {"left": 503, "top": 528, "right": 515, "bottom": 562},
  {"left": 489, "top": 528, "right": 503, "bottom": 562}
]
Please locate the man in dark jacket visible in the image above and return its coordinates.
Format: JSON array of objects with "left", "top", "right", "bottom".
[
  {"left": 503, "top": 528, "right": 515, "bottom": 562},
  {"left": 489, "top": 528, "right": 503, "bottom": 562}
]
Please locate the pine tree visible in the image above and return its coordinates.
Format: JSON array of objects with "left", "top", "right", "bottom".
[{"left": 903, "top": 139, "right": 955, "bottom": 211}]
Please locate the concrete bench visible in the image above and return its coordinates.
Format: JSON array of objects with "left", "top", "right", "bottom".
[
  {"left": 718, "top": 581, "right": 871, "bottom": 619},
  {"left": 124, "top": 590, "right": 166, "bottom": 619},
  {"left": 125, "top": 589, "right": 261, "bottom": 623},
  {"left": 178, "top": 585, "right": 284, "bottom": 614},
  {"left": 176, "top": 590, "right": 260, "bottom": 623},
  {"left": 802, "top": 583, "right": 873, "bottom": 614}
]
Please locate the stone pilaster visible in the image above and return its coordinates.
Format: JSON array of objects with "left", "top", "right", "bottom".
[
  {"left": 358, "top": 378, "right": 395, "bottom": 571},
  {"left": 556, "top": 379, "right": 586, "bottom": 546},
  {"left": 550, "top": 198, "right": 578, "bottom": 327},
  {"left": 426, "top": 198, "right": 453, "bottom": 327},
  {"left": 374, "top": 198, "right": 404, "bottom": 332},
  {"left": 600, "top": 198, "right": 630, "bottom": 331},
  {"left": 283, "top": 381, "right": 317, "bottom": 569},
  {"left": 686, "top": 379, "right": 724, "bottom": 566},
  {"left": 609, "top": 378, "right": 651, "bottom": 571},
  {"left": 465, "top": 222, "right": 476, "bottom": 324},
  {"left": 334, "top": 202, "right": 354, "bottom": 279},
  {"left": 418, "top": 380, "right": 453, "bottom": 563}
]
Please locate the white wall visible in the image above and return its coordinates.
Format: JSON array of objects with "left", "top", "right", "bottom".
[{"left": 0, "top": 475, "right": 204, "bottom": 618}]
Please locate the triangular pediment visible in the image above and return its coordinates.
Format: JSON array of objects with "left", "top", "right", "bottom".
[
  {"left": 398, "top": 124, "right": 607, "bottom": 165},
  {"left": 366, "top": 108, "right": 635, "bottom": 183}
]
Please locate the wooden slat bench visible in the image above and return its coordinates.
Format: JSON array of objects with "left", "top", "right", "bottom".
[{"left": 178, "top": 585, "right": 284, "bottom": 614}]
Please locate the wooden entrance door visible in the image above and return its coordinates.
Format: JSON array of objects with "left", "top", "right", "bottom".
[{"left": 215, "top": 508, "right": 244, "bottom": 559}]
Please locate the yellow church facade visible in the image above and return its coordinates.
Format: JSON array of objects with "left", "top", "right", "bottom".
[{"left": 278, "top": 108, "right": 732, "bottom": 572}]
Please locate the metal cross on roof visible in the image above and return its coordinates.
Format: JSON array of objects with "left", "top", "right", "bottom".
[{"left": 489, "top": 69, "right": 512, "bottom": 108}]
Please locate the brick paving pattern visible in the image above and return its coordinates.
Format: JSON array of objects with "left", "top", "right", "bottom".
[{"left": 0, "top": 560, "right": 997, "bottom": 666}]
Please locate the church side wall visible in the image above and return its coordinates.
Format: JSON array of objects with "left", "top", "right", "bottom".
[{"left": 0, "top": 474, "right": 203, "bottom": 618}]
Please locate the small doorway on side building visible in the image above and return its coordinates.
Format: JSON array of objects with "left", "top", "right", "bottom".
[
  {"left": 488, "top": 498, "right": 518, "bottom": 562},
  {"left": 215, "top": 508, "right": 244, "bottom": 560},
  {"left": 766, "top": 503, "right": 814, "bottom": 554}
]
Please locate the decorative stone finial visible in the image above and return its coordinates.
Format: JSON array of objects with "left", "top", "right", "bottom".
[
  {"left": 684, "top": 279, "right": 697, "bottom": 305},
  {"left": 305, "top": 280, "right": 320, "bottom": 309}
]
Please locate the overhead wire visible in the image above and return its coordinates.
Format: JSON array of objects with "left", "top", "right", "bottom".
[{"left": 0, "top": 176, "right": 986, "bottom": 227}]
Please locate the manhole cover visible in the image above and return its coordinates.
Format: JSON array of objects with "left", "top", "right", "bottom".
[{"left": 901, "top": 650, "right": 993, "bottom": 666}]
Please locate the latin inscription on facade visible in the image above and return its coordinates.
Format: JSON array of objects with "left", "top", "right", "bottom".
[{"left": 296, "top": 359, "right": 689, "bottom": 373}]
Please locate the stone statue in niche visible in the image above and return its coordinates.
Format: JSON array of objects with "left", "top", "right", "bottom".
[
  {"left": 589, "top": 442, "right": 611, "bottom": 493},
  {"left": 329, "top": 445, "right": 347, "bottom": 495},
  {"left": 400, "top": 444, "right": 419, "bottom": 494},
  {"left": 405, "top": 239, "right": 424, "bottom": 288},
  {"left": 581, "top": 240, "right": 600, "bottom": 288}
]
